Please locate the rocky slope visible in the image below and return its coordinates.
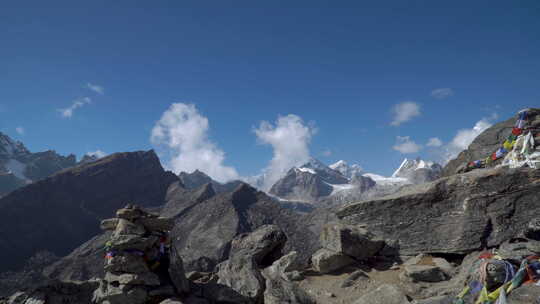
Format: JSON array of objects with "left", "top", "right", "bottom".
[
  {"left": 0, "top": 150, "right": 178, "bottom": 273},
  {"left": 166, "top": 182, "right": 324, "bottom": 272},
  {"left": 178, "top": 169, "right": 242, "bottom": 193}
]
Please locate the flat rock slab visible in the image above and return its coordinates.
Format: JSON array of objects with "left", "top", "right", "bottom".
[
  {"left": 320, "top": 222, "right": 385, "bottom": 259},
  {"left": 311, "top": 248, "right": 355, "bottom": 274},
  {"left": 353, "top": 284, "right": 410, "bottom": 304}
]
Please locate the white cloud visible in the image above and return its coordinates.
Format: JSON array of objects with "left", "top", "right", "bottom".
[
  {"left": 393, "top": 136, "right": 422, "bottom": 154},
  {"left": 254, "top": 114, "right": 315, "bottom": 189},
  {"left": 15, "top": 127, "right": 25, "bottom": 135},
  {"left": 86, "top": 150, "right": 107, "bottom": 158},
  {"left": 150, "top": 103, "right": 239, "bottom": 183},
  {"left": 86, "top": 83, "right": 104, "bottom": 95},
  {"left": 58, "top": 97, "right": 91, "bottom": 118},
  {"left": 390, "top": 102, "right": 421, "bottom": 126},
  {"left": 426, "top": 137, "right": 443, "bottom": 147},
  {"left": 431, "top": 88, "right": 454, "bottom": 99},
  {"left": 437, "top": 117, "right": 494, "bottom": 163}
]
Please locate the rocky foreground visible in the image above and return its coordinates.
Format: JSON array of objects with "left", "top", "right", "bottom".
[{"left": 1, "top": 108, "right": 540, "bottom": 304}]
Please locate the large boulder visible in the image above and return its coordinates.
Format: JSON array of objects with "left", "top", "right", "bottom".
[
  {"left": 262, "top": 252, "right": 315, "bottom": 304},
  {"left": 217, "top": 225, "right": 287, "bottom": 301},
  {"left": 167, "top": 183, "right": 321, "bottom": 272},
  {"left": 320, "top": 222, "right": 385, "bottom": 259},
  {"left": 337, "top": 167, "right": 540, "bottom": 255},
  {"left": 311, "top": 248, "right": 355, "bottom": 274}
]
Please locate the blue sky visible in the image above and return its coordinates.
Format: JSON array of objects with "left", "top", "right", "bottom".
[{"left": 0, "top": 1, "right": 538, "bottom": 180}]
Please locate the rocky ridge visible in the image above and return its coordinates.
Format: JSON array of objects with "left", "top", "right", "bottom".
[{"left": 0, "top": 150, "right": 178, "bottom": 273}]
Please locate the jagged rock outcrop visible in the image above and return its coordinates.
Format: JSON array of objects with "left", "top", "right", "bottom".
[
  {"left": 443, "top": 108, "right": 540, "bottom": 176},
  {"left": 337, "top": 166, "right": 540, "bottom": 255},
  {"left": 168, "top": 182, "right": 322, "bottom": 272},
  {"left": 311, "top": 222, "right": 385, "bottom": 274},
  {"left": 160, "top": 182, "right": 216, "bottom": 218},
  {"left": 178, "top": 170, "right": 242, "bottom": 194},
  {"left": 93, "top": 205, "right": 185, "bottom": 304},
  {"left": 262, "top": 252, "right": 314, "bottom": 304},
  {"left": 216, "top": 225, "right": 287, "bottom": 301},
  {"left": 0, "top": 150, "right": 178, "bottom": 272}
]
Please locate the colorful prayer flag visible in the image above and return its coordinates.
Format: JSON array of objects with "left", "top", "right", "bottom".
[{"left": 512, "top": 127, "right": 522, "bottom": 136}]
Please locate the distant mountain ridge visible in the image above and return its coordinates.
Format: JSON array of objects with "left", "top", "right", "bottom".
[
  {"left": 0, "top": 132, "right": 90, "bottom": 197},
  {"left": 267, "top": 157, "right": 442, "bottom": 207}
]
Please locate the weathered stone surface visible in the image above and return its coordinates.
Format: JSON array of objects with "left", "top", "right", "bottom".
[
  {"left": 136, "top": 216, "right": 175, "bottom": 232},
  {"left": 104, "top": 253, "right": 150, "bottom": 274},
  {"left": 311, "top": 248, "right": 355, "bottom": 274},
  {"left": 353, "top": 284, "right": 410, "bottom": 304},
  {"left": 116, "top": 207, "right": 146, "bottom": 221},
  {"left": 416, "top": 296, "right": 453, "bottom": 304},
  {"left": 197, "top": 283, "right": 253, "bottom": 304},
  {"left": 169, "top": 244, "right": 190, "bottom": 294},
  {"left": 168, "top": 182, "right": 322, "bottom": 272},
  {"left": 3, "top": 280, "right": 98, "bottom": 304},
  {"left": 506, "top": 284, "right": 540, "bottom": 304},
  {"left": 340, "top": 270, "right": 369, "bottom": 288},
  {"left": 113, "top": 218, "right": 146, "bottom": 236},
  {"left": 497, "top": 241, "right": 535, "bottom": 261},
  {"left": 338, "top": 167, "right": 540, "bottom": 255},
  {"left": 92, "top": 279, "right": 147, "bottom": 304},
  {"left": 227, "top": 250, "right": 313, "bottom": 304},
  {"left": 526, "top": 240, "right": 540, "bottom": 253},
  {"left": 320, "top": 222, "right": 384, "bottom": 259},
  {"left": 100, "top": 218, "right": 119, "bottom": 231},
  {"left": 403, "top": 265, "right": 448, "bottom": 282},
  {"left": 0, "top": 150, "right": 178, "bottom": 272},
  {"left": 432, "top": 257, "right": 454, "bottom": 276},
  {"left": 108, "top": 235, "right": 158, "bottom": 251},
  {"left": 104, "top": 272, "right": 160, "bottom": 286},
  {"left": 217, "top": 225, "right": 287, "bottom": 301}
]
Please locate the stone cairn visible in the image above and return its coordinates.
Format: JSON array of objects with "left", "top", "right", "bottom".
[{"left": 93, "top": 204, "right": 178, "bottom": 304}]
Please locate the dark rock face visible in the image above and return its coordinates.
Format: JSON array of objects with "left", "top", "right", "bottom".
[
  {"left": 337, "top": 167, "right": 540, "bottom": 255},
  {"left": 179, "top": 170, "right": 242, "bottom": 194},
  {"left": 443, "top": 108, "right": 540, "bottom": 176},
  {"left": 0, "top": 150, "right": 178, "bottom": 272},
  {"left": 217, "top": 225, "right": 287, "bottom": 301},
  {"left": 320, "top": 222, "right": 385, "bottom": 259},
  {"left": 168, "top": 182, "right": 322, "bottom": 272},
  {"left": 43, "top": 232, "right": 111, "bottom": 282},
  {"left": 161, "top": 182, "right": 216, "bottom": 218}
]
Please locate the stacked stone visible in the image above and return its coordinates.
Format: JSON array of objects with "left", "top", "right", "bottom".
[{"left": 93, "top": 205, "right": 177, "bottom": 304}]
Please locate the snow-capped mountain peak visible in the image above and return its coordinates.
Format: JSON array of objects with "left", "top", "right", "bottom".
[
  {"left": 392, "top": 158, "right": 442, "bottom": 178},
  {"left": 329, "top": 160, "right": 363, "bottom": 179}
]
